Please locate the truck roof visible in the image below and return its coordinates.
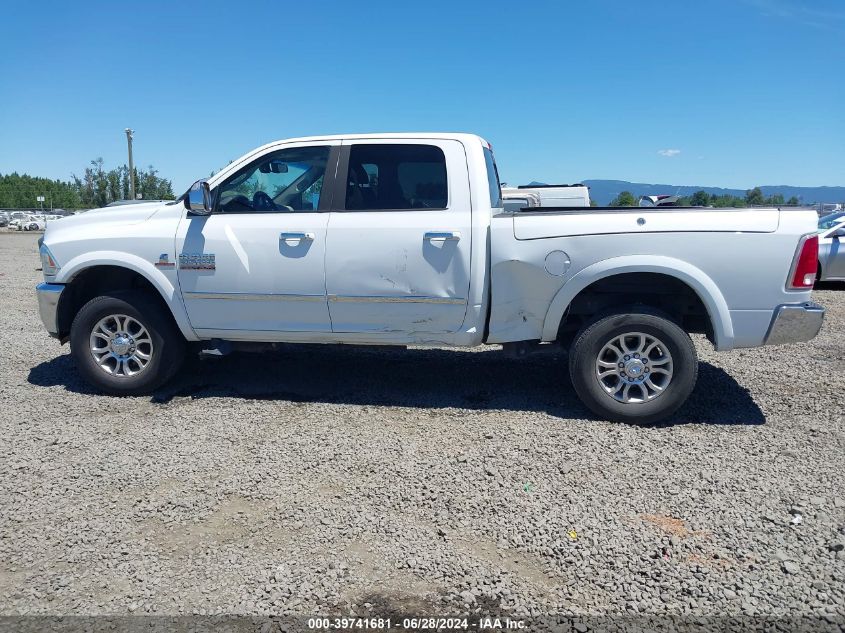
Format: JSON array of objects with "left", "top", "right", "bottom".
[
  {"left": 516, "top": 183, "right": 586, "bottom": 189},
  {"left": 246, "top": 132, "right": 491, "bottom": 154}
]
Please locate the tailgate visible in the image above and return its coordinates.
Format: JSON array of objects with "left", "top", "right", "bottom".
[{"left": 513, "top": 208, "right": 780, "bottom": 240}]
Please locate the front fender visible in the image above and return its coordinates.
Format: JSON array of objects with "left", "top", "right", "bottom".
[
  {"left": 541, "top": 255, "right": 734, "bottom": 349},
  {"left": 56, "top": 251, "right": 198, "bottom": 342}
]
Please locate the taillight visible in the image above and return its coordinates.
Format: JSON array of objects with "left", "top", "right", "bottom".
[{"left": 787, "top": 234, "right": 818, "bottom": 290}]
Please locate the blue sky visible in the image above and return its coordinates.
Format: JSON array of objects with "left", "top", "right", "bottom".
[{"left": 0, "top": 0, "right": 843, "bottom": 193}]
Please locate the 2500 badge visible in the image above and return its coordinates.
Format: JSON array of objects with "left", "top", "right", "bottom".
[{"left": 178, "top": 253, "right": 216, "bottom": 270}]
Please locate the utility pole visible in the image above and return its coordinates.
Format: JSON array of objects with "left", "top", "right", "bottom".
[{"left": 125, "top": 128, "right": 135, "bottom": 200}]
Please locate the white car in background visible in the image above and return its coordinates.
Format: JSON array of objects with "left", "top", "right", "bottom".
[
  {"left": 640, "top": 195, "right": 681, "bottom": 207},
  {"left": 817, "top": 212, "right": 845, "bottom": 281},
  {"left": 501, "top": 184, "right": 590, "bottom": 207},
  {"left": 502, "top": 191, "right": 541, "bottom": 213},
  {"left": 23, "top": 218, "right": 47, "bottom": 231}
]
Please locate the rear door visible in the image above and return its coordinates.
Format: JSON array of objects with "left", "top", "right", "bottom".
[{"left": 324, "top": 140, "right": 472, "bottom": 333}]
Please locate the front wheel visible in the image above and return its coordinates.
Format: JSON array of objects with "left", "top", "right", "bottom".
[
  {"left": 70, "top": 291, "right": 185, "bottom": 395},
  {"left": 569, "top": 310, "right": 698, "bottom": 424}
]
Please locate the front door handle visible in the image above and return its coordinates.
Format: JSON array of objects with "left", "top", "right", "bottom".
[
  {"left": 280, "top": 232, "right": 315, "bottom": 242},
  {"left": 424, "top": 231, "right": 461, "bottom": 242}
]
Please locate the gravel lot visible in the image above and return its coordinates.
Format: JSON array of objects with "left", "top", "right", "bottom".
[{"left": 1, "top": 231, "right": 843, "bottom": 622}]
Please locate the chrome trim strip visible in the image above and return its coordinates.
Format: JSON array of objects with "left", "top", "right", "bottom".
[
  {"left": 184, "top": 291, "right": 324, "bottom": 302},
  {"left": 328, "top": 294, "right": 466, "bottom": 305},
  {"left": 763, "top": 301, "right": 825, "bottom": 346},
  {"left": 36, "top": 282, "right": 64, "bottom": 336}
]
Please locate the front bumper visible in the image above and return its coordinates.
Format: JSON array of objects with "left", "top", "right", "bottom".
[
  {"left": 763, "top": 301, "right": 825, "bottom": 346},
  {"left": 36, "top": 282, "right": 64, "bottom": 338}
]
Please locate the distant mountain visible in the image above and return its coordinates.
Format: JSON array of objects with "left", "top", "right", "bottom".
[{"left": 523, "top": 180, "right": 845, "bottom": 206}]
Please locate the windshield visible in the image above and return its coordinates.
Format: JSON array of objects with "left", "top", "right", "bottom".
[{"left": 818, "top": 212, "right": 845, "bottom": 231}]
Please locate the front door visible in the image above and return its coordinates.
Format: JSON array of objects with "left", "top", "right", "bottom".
[
  {"left": 324, "top": 140, "right": 472, "bottom": 333},
  {"left": 176, "top": 143, "right": 339, "bottom": 334}
]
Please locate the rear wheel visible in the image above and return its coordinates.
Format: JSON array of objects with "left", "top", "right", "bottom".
[
  {"left": 569, "top": 310, "right": 698, "bottom": 424},
  {"left": 70, "top": 291, "right": 185, "bottom": 395}
]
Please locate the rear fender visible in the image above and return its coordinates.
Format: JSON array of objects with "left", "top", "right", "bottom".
[{"left": 541, "top": 255, "right": 733, "bottom": 349}]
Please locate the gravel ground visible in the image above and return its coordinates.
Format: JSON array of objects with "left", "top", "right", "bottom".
[{"left": 1, "top": 231, "right": 843, "bottom": 621}]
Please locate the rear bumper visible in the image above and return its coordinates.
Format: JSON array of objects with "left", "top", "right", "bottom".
[
  {"left": 763, "top": 301, "right": 825, "bottom": 346},
  {"left": 36, "top": 282, "right": 64, "bottom": 338}
]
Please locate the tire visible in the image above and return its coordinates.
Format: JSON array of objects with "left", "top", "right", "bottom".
[
  {"left": 568, "top": 309, "right": 698, "bottom": 424},
  {"left": 70, "top": 291, "right": 186, "bottom": 395}
]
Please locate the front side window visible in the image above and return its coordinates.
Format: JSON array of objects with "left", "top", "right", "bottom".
[
  {"left": 344, "top": 144, "right": 447, "bottom": 210},
  {"left": 217, "top": 146, "right": 330, "bottom": 213}
]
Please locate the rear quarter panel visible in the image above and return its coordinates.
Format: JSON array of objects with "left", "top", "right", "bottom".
[{"left": 488, "top": 208, "right": 817, "bottom": 350}]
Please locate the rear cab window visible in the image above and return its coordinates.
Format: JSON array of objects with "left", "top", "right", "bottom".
[{"left": 483, "top": 145, "right": 502, "bottom": 209}]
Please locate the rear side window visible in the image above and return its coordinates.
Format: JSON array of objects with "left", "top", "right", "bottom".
[
  {"left": 344, "top": 144, "right": 447, "bottom": 210},
  {"left": 483, "top": 146, "right": 502, "bottom": 208}
]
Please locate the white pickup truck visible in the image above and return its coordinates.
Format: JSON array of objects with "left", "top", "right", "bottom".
[{"left": 36, "top": 133, "right": 825, "bottom": 423}]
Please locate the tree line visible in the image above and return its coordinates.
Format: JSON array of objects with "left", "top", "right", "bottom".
[
  {"left": 609, "top": 187, "right": 800, "bottom": 207},
  {"left": 0, "top": 159, "right": 175, "bottom": 210}
]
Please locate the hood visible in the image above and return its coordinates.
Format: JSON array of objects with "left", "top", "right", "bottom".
[{"left": 48, "top": 201, "right": 171, "bottom": 231}]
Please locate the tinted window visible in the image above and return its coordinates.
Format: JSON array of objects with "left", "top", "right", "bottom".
[
  {"left": 345, "top": 144, "right": 447, "bottom": 210},
  {"left": 483, "top": 147, "right": 502, "bottom": 208},
  {"left": 217, "top": 146, "right": 330, "bottom": 213}
]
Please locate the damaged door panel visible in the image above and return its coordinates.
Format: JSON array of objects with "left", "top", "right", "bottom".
[{"left": 325, "top": 140, "right": 472, "bottom": 334}]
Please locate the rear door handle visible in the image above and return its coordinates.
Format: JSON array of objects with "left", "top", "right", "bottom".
[
  {"left": 424, "top": 231, "right": 461, "bottom": 242},
  {"left": 280, "top": 232, "right": 315, "bottom": 242}
]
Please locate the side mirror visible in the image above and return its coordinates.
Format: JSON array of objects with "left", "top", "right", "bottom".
[
  {"left": 832, "top": 227, "right": 845, "bottom": 239},
  {"left": 185, "top": 180, "right": 213, "bottom": 215}
]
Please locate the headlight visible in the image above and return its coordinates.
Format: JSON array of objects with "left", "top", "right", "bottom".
[{"left": 39, "top": 243, "right": 60, "bottom": 277}]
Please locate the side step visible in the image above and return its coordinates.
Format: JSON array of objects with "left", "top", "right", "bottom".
[{"left": 501, "top": 340, "right": 564, "bottom": 358}]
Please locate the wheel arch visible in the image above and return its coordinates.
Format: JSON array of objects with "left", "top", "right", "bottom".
[
  {"left": 54, "top": 253, "right": 196, "bottom": 342},
  {"left": 541, "top": 255, "right": 734, "bottom": 349}
]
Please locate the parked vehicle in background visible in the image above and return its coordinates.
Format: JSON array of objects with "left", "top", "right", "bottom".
[
  {"left": 502, "top": 191, "right": 540, "bottom": 213},
  {"left": 6, "top": 211, "right": 28, "bottom": 229},
  {"left": 0, "top": 217, "right": 7, "bottom": 228},
  {"left": 502, "top": 184, "right": 590, "bottom": 207},
  {"left": 23, "top": 218, "right": 47, "bottom": 231},
  {"left": 640, "top": 195, "right": 681, "bottom": 207},
  {"left": 817, "top": 212, "right": 845, "bottom": 282},
  {"left": 35, "top": 132, "right": 825, "bottom": 423}
]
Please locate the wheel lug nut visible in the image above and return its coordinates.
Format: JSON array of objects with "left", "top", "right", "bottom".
[
  {"left": 633, "top": 353, "right": 639, "bottom": 358},
  {"left": 618, "top": 362, "right": 624, "bottom": 368},
  {"left": 624, "top": 355, "right": 630, "bottom": 361}
]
